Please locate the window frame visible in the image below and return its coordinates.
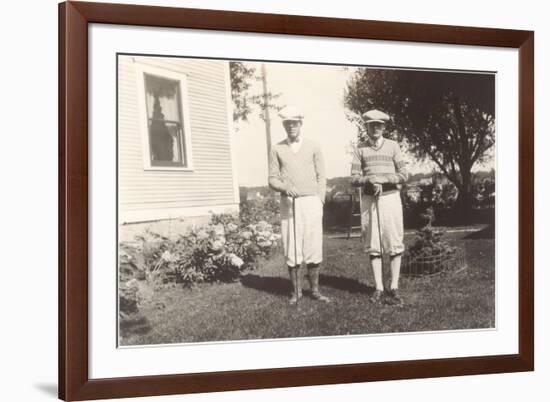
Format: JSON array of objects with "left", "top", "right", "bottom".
[{"left": 134, "top": 61, "right": 194, "bottom": 171}]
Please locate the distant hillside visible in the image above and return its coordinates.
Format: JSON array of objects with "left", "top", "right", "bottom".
[
  {"left": 239, "top": 186, "right": 278, "bottom": 201},
  {"left": 472, "top": 169, "right": 495, "bottom": 181},
  {"left": 239, "top": 169, "right": 495, "bottom": 200}
]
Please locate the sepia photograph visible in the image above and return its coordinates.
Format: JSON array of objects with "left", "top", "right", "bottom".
[{"left": 117, "top": 54, "right": 496, "bottom": 346}]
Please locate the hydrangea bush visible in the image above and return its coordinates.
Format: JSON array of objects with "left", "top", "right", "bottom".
[
  {"left": 239, "top": 198, "right": 280, "bottom": 228},
  {"left": 119, "top": 278, "right": 141, "bottom": 317},
  {"left": 119, "top": 215, "right": 281, "bottom": 289}
]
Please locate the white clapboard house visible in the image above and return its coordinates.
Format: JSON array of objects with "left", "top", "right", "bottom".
[{"left": 118, "top": 55, "right": 239, "bottom": 230}]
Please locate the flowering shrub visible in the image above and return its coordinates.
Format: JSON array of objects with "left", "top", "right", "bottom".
[
  {"left": 119, "top": 278, "right": 141, "bottom": 317},
  {"left": 171, "top": 219, "right": 280, "bottom": 284},
  {"left": 123, "top": 230, "right": 175, "bottom": 288},
  {"left": 239, "top": 198, "right": 281, "bottom": 228},
  {"left": 119, "top": 217, "right": 281, "bottom": 288}
]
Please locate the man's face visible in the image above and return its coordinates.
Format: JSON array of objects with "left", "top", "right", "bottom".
[
  {"left": 367, "top": 121, "right": 385, "bottom": 140},
  {"left": 283, "top": 120, "right": 302, "bottom": 140}
]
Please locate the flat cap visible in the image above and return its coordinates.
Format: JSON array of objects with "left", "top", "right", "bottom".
[
  {"left": 279, "top": 106, "right": 305, "bottom": 122},
  {"left": 362, "top": 109, "right": 390, "bottom": 124}
]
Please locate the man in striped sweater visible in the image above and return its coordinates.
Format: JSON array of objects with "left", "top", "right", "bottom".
[
  {"left": 351, "top": 109, "right": 408, "bottom": 306},
  {"left": 268, "top": 107, "right": 330, "bottom": 305}
]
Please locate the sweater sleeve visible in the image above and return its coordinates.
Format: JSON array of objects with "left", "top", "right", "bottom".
[
  {"left": 350, "top": 147, "right": 366, "bottom": 187},
  {"left": 313, "top": 144, "right": 327, "bottom": 202},
  {"left": 388, "top": 141, "right": 408, "bottom": 184},
  {"left": 268, "top": 147, "right": 288, "bottom": 193}
]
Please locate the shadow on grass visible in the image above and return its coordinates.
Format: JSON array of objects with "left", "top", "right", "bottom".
[
  {"left": 319, "top": 274, "right": 373, "bottom": 294},
  {"left": 240, "top": 274, "right": 290, "bottom": 296},
  {"left": 241, "top": 273, "right": 375, "bottom": 296},
  {"left": 120, "top": 313, "right": 152, "bottom": 337},
  {"left": 463, "top": 224, "right": 495, "bottom": 239}
]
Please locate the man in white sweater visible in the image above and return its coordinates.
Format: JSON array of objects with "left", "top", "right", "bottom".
[{"left": 268, "top": 107, "right": 330, "bottom": 305}]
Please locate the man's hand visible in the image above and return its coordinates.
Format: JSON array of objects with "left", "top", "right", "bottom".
[
  {"left": 372, "top": 183, "right": 383, "bottom": 196},
  {"left": 285, "top": 185, "right": 299, "bottom": 198},
  {"left": 367, "top": 175, "right": 389, "bottom": 184}
]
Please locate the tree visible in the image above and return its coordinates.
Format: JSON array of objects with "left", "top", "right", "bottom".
[
  {"left": 229, "top": 61, "right": 256, "bottom": 123},
  {"left": 229, "top": 62, "right": 284, "bottom": 123},
  {"left": 344, "top": 68, "right": 495, "bottom": 212},
  {"left": 229, "top": 61, "right": 284, "bottom": 161}
]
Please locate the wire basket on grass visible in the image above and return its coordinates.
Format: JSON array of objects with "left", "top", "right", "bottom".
[{"left": 401, "top": 247, "right": 466, "bottom": 277}]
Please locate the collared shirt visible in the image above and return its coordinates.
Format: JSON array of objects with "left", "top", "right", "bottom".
[
  {"left": 288, "top": 137, "right": 303, "bottom": 153},
  {"left": 365, "top": 136, "right": 385, "bottom": 150}
]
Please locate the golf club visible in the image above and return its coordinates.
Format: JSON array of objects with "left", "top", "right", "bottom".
[
  {"left": 375, "top": 193, "right": 384, "bottom": 257},
  {"left": 292, "top": 196, "right": 300, "bottom": 305},
  {"left": 375, "top": 191, "right": 385, "bottom": 293}
]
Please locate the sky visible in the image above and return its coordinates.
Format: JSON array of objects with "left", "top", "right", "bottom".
[
  {"left": 233, "top": 62, "right": 359, "bottom": 186},
  {"left": 232, "top": 61, "right": 493, "bottom": 187}
]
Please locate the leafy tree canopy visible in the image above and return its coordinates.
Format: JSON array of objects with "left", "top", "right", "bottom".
[
  {"left": 229, "top": 61, "right": 283, "bottom": 123},
  {"left": 229, "top": 61, "right": 256, "bottom": 122},
  {"left": 344, "top": 68, "right": 495, "bottom": 209}
]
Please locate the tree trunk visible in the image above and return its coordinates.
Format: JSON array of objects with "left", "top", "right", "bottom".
[
  {"left": 452, "top": 96, "right": 474, "bottom": 219},
  {"left": 456, "top": 168, "right": 473, "bottom": 219},
  {"left": 261, "top": 63, "right": 272, "bottom": 162}
]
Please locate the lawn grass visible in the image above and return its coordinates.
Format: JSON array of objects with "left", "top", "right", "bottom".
[{"left": 119, "top": 226, "right": 495, "bottom": 346}]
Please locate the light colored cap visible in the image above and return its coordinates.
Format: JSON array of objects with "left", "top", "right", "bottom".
[
  {"left": 362, "top": 109, "right": 390, "bottom": 124},
  {"left": 279, "top": 107, "right": 305, "bottom": 122}
]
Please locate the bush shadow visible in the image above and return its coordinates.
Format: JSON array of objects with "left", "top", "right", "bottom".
[{"left": 119, "top": 313, "right": 152, "bottom": 337}]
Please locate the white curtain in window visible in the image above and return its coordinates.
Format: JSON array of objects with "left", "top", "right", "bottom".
[{"left": 145, "top": 90, "right": 181, "bottom": 122}]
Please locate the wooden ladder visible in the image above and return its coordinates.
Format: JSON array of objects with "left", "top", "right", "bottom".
[{"left": 347, "top": 188, "right": 362, "bottom": 239}]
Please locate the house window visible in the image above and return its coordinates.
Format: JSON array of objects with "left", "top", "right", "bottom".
[{"left": 143, "top": 73, "right": 187, "bottom": 167}]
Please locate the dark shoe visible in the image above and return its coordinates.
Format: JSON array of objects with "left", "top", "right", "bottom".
[
  {"left": 311, "top": 291, "right": 331, "bottom": 303},
  {"left": 370, "top": 289, "right": 384, "bottom": 304},
  {"left": 386, "top": 288, "right": 404, "bottom": 306},
  {"left": 307, "top": 266, "right": 330, "bottom": 303}
]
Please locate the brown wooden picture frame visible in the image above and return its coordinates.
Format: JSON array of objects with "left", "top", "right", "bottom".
[{"left": 58, "top": 1, "right": 534, "bottom": 400}]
